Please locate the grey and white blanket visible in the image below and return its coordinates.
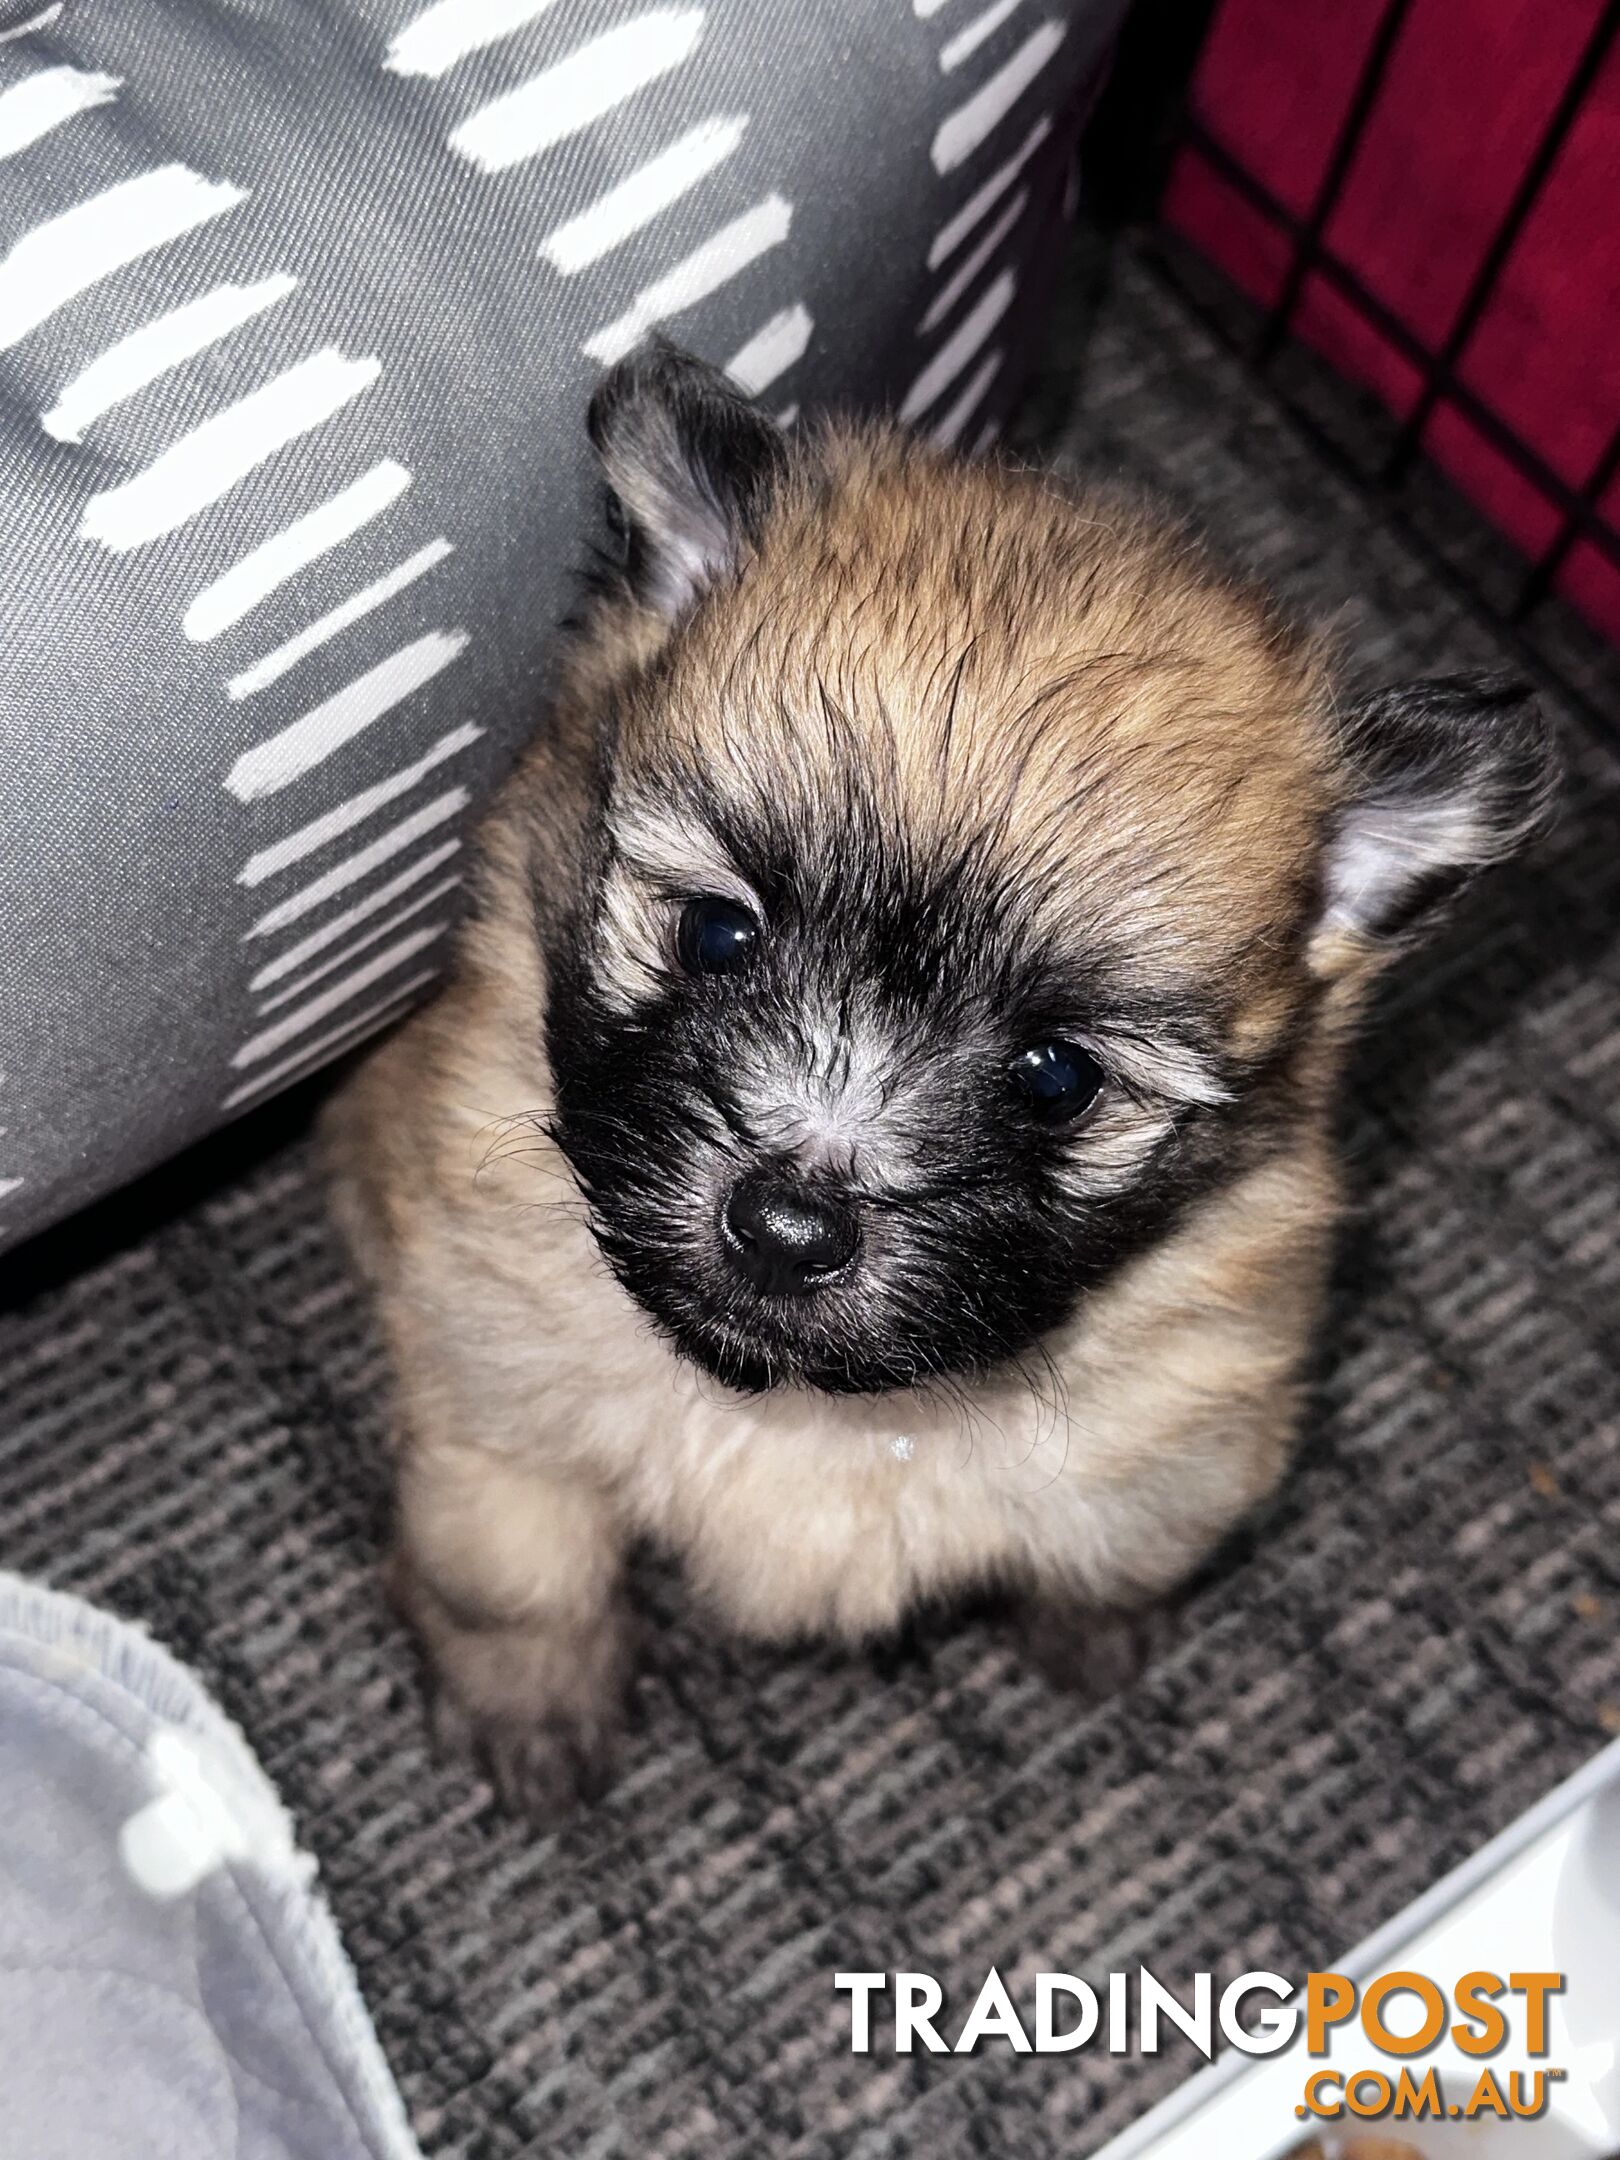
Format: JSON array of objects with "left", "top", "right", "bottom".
[{"left": 0, "top": 1569, "right": 421, "bottom": 2160}]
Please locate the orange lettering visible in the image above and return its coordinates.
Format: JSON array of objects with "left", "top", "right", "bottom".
[
  {"left": 1508, "top": 1973, "right": 1563, "bottom": 2054},
  {"left": 1451, "top": 1971, "right": 1507, "bottom": 2056},
  {"left": 1362, "top": 1971, "right": 1446, "bottom": 2056},
  {"left": 1306, "top": 1972, "right": 1357, "bottom": 2054}
]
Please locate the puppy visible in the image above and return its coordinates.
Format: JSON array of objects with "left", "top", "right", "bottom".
[{"left": 324, "top": 341, "right": 1553, "bottom": 1817}]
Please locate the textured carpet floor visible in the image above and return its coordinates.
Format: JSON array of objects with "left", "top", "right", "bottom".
[{"left": 4, "top": 246, "right": 1619, "bottom": 2160}]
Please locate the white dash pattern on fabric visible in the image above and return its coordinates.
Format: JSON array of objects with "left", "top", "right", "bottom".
[
  {"left": 0, "top": 66, "right": 119, "bottom": 162},
  {"left": 81, "top": 348, "right": 382, "bottom": 553},
  {"left": 0, "top": 5, "right": 64, "bottom": 40},
  {"left": 43, "top": 274, "right": 299, "bottom": 444},
  {"left": 256, "top": 877, "right": 462, "bottom": 1012},
  {"left": 230, "top": 925, "right": 449, "bottom": 1068},
  {"left": 386, "top": 0, "right": 561, "bottom": 78},
  {"left": 583, "top": 194, "right": 791, "bottom": 364},
  {"left": 0, "top": 165, "right": 246, "bottom": 353},
  {"left": 725, "top": 302, "right": 812, "bottom": 396},
  {"left": 221, "top": 979, "right": 435, "bottom": 1110},
  {"left": 226, "top": 539, "right": 454, "bottom": 700},
  {"left": 900, "top": 266, "right": 1015, "bottom": 420},
  {"left": 930, "top": 347, "right": 1002, "bottom": 447},
  {"left": 237, "top": 730, "right": 480, "bottom": 887},
  {"left": 450, "top": 10, "right": 705, "bottom": 174},
  {"left": 538, "top": 115, "right": 746, "bottom": 272},
  {"left": 939, "top": 0, "right": 1024, "bottom": 73},
  {"left": 184, "top": 460, "right": 413, "bottom": 643},
  {"left": 926, "top": 113, "right": 1050, "bottom": 267},
  {"left": 919, "top": 187, "right": 1026, "bottom": 333},
  {"left": 930, "top": 20, "right": 1064, "bottom": 173},
  {"left": 247, "top": 842, "right": 462, "bottom": 991},
  {"left": 245, "top": 793, "right": 470, "bottom": 936},
  {"left": 0, "top": 60, "right": 483, "bottom": 1125},
  {"left": 225, "top": 628, "right": 469, "bottom": 803}
]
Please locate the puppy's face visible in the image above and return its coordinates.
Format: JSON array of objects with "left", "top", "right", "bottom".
[{"left": 539, "top": 346, "right": 1551, "bottom": 1396}]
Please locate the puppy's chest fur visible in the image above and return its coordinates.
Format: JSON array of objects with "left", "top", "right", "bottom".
[{"left": 331, "top": 834, "right": 1335, "bottom": 1647}]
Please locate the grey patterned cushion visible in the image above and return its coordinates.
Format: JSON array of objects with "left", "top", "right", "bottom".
[{"left": 0, "top": 0, "right": 1124, "bottom": 1250}]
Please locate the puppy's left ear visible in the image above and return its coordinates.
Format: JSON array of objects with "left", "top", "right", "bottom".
[
  {"left": 587, "top": 335, "right": 788, "bottom": 620},
  {"left": 1311, "top": 673, "right": 1556, "bottom": 977}
]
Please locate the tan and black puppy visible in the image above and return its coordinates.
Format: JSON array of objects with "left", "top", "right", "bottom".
[{"left": 325, "top": 341, "right": 1553, "bottom": 1817}]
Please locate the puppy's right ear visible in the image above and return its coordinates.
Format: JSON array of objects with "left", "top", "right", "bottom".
[
  {"left": 1310, "top": 672, "right": 1556, "bottom": 979},
  {"left": 587, "top": 337, "right": 788, "bottom": 620}
]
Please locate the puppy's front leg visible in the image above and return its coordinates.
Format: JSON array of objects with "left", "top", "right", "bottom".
[{"left": 391, "top": 1438, "right": 634, "bottom": 1821}]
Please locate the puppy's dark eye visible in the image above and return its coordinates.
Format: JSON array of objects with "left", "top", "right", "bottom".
[
  {"left": 677, "top": 895, "right": 759, "bottom": 977},
  {"left": 1012, "top": 1040, "right": 1106, "bottom": 1127}
]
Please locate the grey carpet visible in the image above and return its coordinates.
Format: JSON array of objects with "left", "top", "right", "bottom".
[{"left": 3, "top": 242, "right": 1619, "bottom": 2160}]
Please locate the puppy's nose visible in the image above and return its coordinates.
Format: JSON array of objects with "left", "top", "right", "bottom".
[{"left": 722, "top": 1169, "right": 859, "bottom": 1295}]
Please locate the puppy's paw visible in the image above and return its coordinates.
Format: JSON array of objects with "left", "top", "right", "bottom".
[
  {"left": 391, "top": 1559, "right": 637, "bottom": 1823},
  {"left": 1019, "top": 1594, "right": 1177, "bottom": 1707},
  {"left": 429, "top": 1683, "right": 623, "bottom": 1821}
]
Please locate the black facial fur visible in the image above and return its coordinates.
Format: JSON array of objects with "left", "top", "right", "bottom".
[
  {"left": 544, "top": 762, "right": 1264, "bottom": 1397},
  {"left": 543, "top": 350, "right": 1283, "bottom": 1395},
  {"left": 537, "top": 350, "right": 1555, "bottom": 1402}
]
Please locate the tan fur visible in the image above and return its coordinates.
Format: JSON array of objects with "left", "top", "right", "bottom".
[
  {"left": 321, "top": 429, "right": 1428, "bottom": 1809},
  {"left": 608, "top": 433, "right": 1340, "bottom": 999}
]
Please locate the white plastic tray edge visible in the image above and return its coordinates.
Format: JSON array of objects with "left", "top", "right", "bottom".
[{"left": 1095, "top": 1731, "right": 1620, "bottom": 2160}]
